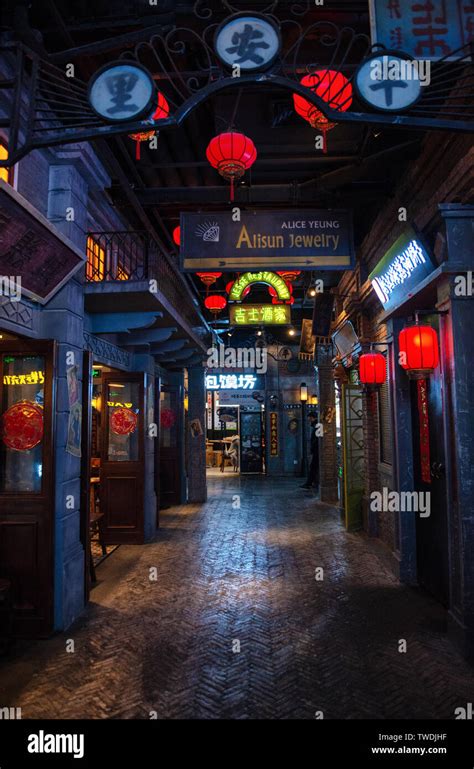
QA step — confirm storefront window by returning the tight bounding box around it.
[0,354,45,492]
[160,390,177,449]
[106,381,140,461]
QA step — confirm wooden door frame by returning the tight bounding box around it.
[100,371,146,544]
[80,350,92,602]
[0,339,57,637]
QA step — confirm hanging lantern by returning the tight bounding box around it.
[399,325,439,379]
[204,294,227,316]
[206,131,257,201]
[359,352,386,386]
[226,280,250,298]
[129,91,169,161]
[276,271,301,282]
[293,71,352,153]
[196,272,222,290]
[173,226,180,246]
[269,282,293,304]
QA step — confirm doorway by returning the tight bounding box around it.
[341,383,364,530]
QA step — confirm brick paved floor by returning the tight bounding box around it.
[1,474,473,719]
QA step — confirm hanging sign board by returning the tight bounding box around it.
[369,227,436,312]
[214,13,281,72]
[355,52,423,112]
[181,210,354,272]
[369,0,473,60]
[229,303,291,326]
[88,62,156,122]
[270,412,279,457]
[0,181,86,304]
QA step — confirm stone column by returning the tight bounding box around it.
[187,364,207,503]
[316,344,338,503]
[42,162,88,630]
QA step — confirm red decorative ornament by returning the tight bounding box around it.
[2,400,44,451]
[129,91,169,161]
[399,325,439,378]
[293,71,352,153]
[196,272,222,289]
[204,294,227,315]
[110,407,138,436]
[173,226,180,246]
[161,408,176,429]
[269,282,293,304]
[276,271,301,282]
[272,295,294,305]
[206,131,257,201]
[226,280,250,297]
[359,352,386,385]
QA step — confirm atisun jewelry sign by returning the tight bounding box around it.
[180,210,354,272]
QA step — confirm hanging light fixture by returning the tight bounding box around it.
[359,352,386,386]
[293,70,352,153]
[206,131,257,201]
[196,272,222,291]
[173,226,180,246]
[398,325,439,379]
[204,295,227,316]
[129,91,169,161]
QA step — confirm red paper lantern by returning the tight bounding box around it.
[129,91,169,160]
[2,400,44,451]
[226,281,250,297]
[173,226,180,246]
[196,272,222,290]
[204,294,227,315]
[359,352,386,385]
[276,271,301,282]
[399,325,439,378]
[293,70,352,153]
[206,131,257,201]
[110,407,138,435]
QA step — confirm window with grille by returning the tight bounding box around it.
[86,236,105,281]
[378,377,393,466]
[0,142,13,185]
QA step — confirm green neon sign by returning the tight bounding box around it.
[229,271,290,302]
[230,303,291,326]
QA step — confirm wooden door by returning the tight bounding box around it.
[239,410,264,473]
[342,383,364,531]
[413,318,449,605]
[0,340,56,637]
[100,372,146,544]
[159,384,182,508]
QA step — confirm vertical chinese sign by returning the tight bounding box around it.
[270,412,278,457]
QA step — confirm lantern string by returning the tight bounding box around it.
[135,140,140,161]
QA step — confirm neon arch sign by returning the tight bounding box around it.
[229,271,290,302]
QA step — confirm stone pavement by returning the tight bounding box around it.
[1,474,473,719]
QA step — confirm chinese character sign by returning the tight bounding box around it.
[369,227,436,310]
[206,374,262,390]
[370,0,473,59]
[215,15,281,71]
[270,412,279,457]
[230,304,291,326]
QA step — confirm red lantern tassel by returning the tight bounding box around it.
[321,128,328,154]
[230,176,234,202]
[135,140,140,161]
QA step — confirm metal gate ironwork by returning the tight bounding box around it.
[342,383,364,531]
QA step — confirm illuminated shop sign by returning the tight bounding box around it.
[230,273,289,302]
[107,401,133,409]
[230,303,291,325]
[181,210,354,272]
[206,374,263,391]
[3,370,45,385]
[369,227,436,311]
